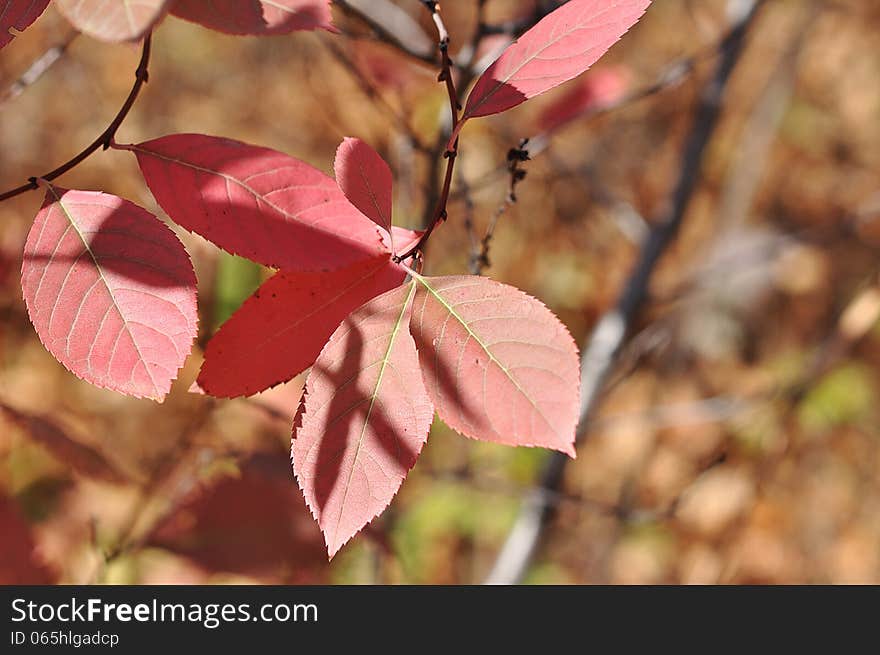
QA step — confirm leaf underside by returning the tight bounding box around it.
[148,453,327,580]
[292,282,434,558]
[55,0,170,42]
[410,275,580,456]
[132,134,388,273]
[334,137,394,238]
[463,0,651,120]
[21,187,198,400]
[171,0,334,35]
[0,0,50,49]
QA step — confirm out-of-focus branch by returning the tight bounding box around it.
[0,30,79,105]
[451,50,700,202]
[484,0,767,585]
[319,37,427,151]
[395,2,461,262]
[332,0,434,64]
[470,139,530,274]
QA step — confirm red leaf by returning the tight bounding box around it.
[387,226,423,257]
[147,453,327,581]
[334,137,393,238]
[410,275,579,456]
[536,66,630,132]
[21,186,198,401]
[0,0,50,50]
[55,0,170,42]
[352,42,422,93]
[292,282,434,558]
[198,257,407,398]
[0,403,126,484]
[0,492,55,584]
[130,134,387,272]
[171,0,334,35]
[461,0,650,122]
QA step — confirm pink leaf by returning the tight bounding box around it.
[536,66,630,132]
[199,257,407,398]
[410,275,579,456]
[462,0,650,122]
[387,226,423,257]
[334,137,393,238]
[21,186,198,401]
[55,0,170,42]
[0,0,50,50]
[171,0,334,35]
[292,282,434,558]
[129,134,388,272]
[147,453,328,581]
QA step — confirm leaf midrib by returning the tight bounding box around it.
[48,187,161,396]
[128,143,387,255]
[413,275,559,439]
[330,281,416,548]
[464,2,621,119]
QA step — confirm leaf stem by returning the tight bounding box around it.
[0,33,152,204]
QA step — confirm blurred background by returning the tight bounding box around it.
[1,0,879,584]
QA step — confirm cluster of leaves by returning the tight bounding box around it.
[5,0,651,556]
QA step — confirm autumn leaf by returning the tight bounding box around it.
[0,0,50,50]
[55,0,170,42]
[21,186,198,401]
[171,0,334,35]
[452,0,650,145]
[198,257,407,398]
[147,453,327,581]
[129,134,388,273]
[409,274,580,456]
[536,66,631,132]
[387,226,423,256]
[292,282,434,558]
[195,138,421,399]
[334,137,394,239]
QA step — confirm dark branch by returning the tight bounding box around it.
[0,33,152,204]
[395,2,461,262]
[484,0,767,585]
[332,0,435,65]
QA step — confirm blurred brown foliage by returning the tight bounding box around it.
[0,0,878,584]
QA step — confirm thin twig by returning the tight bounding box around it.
[319,36,427,151]
[395,2,461,262]
[332,0,435,65]
[484,0,766,585]
[471,139,530,274]
[88,398,214,583]
[450,36,728,203]
[0,33,152,204]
